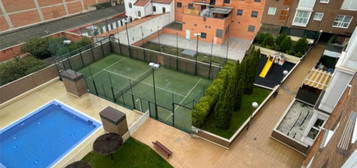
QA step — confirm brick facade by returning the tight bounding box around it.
[173,0,265,44]
[0,0,110,32]
[262,0,357,36]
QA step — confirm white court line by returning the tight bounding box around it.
[165,78,202,121]
[105,69,186,97]
[90,58,123,78]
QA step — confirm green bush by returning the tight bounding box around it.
[254,32,267,44]
[280,37,293,53]
[262,34,275,48]
[0,56,45,85]
[192,63,234,127]
[275,33,288,47]
[22,37,92,59]
[22,37,51,59]
[214,74,233,129]
[294,38,308,57]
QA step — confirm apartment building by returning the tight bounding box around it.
[301,27,357,168]
[174,0,265,44]
[0,0,111,32]
[124,0,174,20]
[262,0,357,38]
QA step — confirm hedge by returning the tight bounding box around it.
[192,62,234,127]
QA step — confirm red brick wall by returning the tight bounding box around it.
[41,5,67,20]
[0,16,9,31]
[9,10,41,27]
[2,0,36,13]
[38,0,62,7]
[67,1,83,14]
[0,0,109,32]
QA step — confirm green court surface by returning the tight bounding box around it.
[80,54,211,132]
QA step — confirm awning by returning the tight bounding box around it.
[303,68,332,90]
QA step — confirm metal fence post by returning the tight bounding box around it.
[100,40,105,58]
[92,80,98,95]
[79,49,85,68]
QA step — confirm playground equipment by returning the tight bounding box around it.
[259,52,285,78]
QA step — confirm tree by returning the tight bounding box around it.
[22,37,51,59]
[232,61,242,111]
[280,37,293,53]
[254,32,266,44]
[214,74,233,129]
[275,33,288,47]
[262,33,275,48]
[294,38,308,57]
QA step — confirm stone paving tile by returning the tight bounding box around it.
[133,44,325,168]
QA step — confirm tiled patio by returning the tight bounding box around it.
[0,79,142,167]
[133,44,325,168]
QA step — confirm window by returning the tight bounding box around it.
[307,118,325,140]
[224,0,230,4]
[254,0,261,2]
[237,9,243,16]
[201,32,207,38]
[292,10,311,27]
[216,29,223,38]
[248,25,255,32]
[153,6,156,12]
[313,12,324,21]
[188,3,194,9]
[138,11,141,17]
[251,11,258,18]
[267,7,277,15]
[177,2,182,8]
[162,7,166,13]
[320,0,329,3]
[129,2,132,8]
[333,15,353,28]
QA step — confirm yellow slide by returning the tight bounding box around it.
[259,57,274,78]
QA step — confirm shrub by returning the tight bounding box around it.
[214,74,233,129]
[22,37,51,59]
[192,63,234,127]
[280,37,293,53]
[294,38,308,56]
[254,32,267,44]
[0,56,45,85]
[262,34,275,48]
[275,33,288,47]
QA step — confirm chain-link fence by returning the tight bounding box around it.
[55,36,219,132]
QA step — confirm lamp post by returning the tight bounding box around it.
[194,33,200,75]
[149,62,160,118]
[247,102,259,129]
[124,19,131,57]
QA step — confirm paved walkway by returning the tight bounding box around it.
[133,44,325,168]
[150,34,252,61]
[0,5,125,49]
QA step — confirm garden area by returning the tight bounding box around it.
[254,32,310,57]
[192,48,271,138]
[83,138,173,168]
[0,36,91,86]
[142,42,230,65]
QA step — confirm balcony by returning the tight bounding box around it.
[183,3,232,19]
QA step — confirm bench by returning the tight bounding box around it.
[152,141,172,158]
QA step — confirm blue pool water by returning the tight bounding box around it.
[0,100,101,168]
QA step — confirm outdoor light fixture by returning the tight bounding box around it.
[252,102,259,109]
[194,33,201,37]
[63,40,72,45]
[149,62,160,69]
[283,70,289,76]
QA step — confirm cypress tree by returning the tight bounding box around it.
[214,72,236,130]
[233,61,242,111]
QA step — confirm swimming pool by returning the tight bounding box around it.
[0,100,101,168]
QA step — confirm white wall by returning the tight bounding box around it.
[319,27,357,113]
[113,13,173,44]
